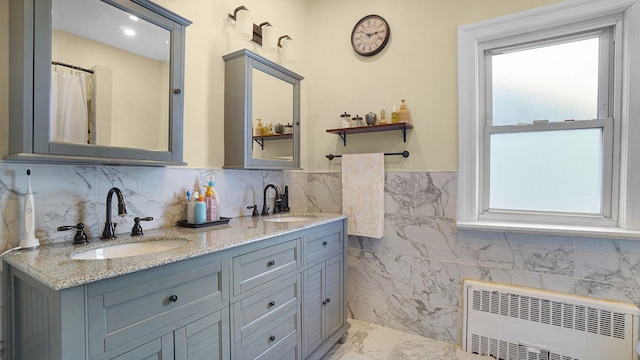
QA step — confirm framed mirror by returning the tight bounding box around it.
[8,0,191,165]
[224,49,303,170]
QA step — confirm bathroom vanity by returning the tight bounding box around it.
[3,214,348,360]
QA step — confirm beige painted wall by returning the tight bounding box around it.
[0,0,564,170]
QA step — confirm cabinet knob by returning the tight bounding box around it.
[268,335,276,342]
[322,300,327,305]
[268,301,275,307]
[322,241,328,247]
[173,88,181,94]
[267,260,275,267]
[168,295,178,303]
[326,298,331,303]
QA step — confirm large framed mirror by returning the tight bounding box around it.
[8,0,191,165]
[223,49,303,170]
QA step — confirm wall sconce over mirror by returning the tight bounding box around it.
[228,5,295,63]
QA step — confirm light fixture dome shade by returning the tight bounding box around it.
[236,9,253,41]
[281,38,294,64]
[262,25,277,53]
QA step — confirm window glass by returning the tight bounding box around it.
[489,128,603,213]
[491,38,600,125]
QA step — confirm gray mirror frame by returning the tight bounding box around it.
[7,0,191,166]
[223,49,303,170]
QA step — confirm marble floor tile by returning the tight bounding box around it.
[321,319,488,360]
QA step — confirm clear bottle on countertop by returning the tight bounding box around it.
[204,180,217,222]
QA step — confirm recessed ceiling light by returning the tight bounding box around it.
[129,15,139,21]
[124,28,136,36]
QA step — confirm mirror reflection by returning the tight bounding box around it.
[251,68,294,162]
[51,0,170,151]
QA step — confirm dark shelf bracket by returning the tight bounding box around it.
[326,151,410,160]
[338,132,347,146]
[400,125,408,142]
[253,138,264,150]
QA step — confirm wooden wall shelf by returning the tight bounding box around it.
[326,123,413,146]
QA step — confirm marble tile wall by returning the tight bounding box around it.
[298,171,640,347]
[0,163,287,248]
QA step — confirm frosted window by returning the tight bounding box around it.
[489,129,603,213]
[492,38,599,125]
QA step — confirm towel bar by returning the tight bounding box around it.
[325,151,409,160]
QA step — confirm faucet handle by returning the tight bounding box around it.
[131,217,153,236]
[247,205,259,217]
[57,223,88,245]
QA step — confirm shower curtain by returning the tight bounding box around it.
[51,67,91,144]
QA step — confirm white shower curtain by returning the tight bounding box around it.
[51,68,89,144]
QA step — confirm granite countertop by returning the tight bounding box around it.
[3,213,346,291]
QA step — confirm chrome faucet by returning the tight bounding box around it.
[101,187,127,239]
[262,184,281,216]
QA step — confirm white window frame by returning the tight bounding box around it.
[457,0,640,239]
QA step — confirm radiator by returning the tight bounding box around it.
[463,280,640,360]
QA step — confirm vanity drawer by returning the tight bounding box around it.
[87,256,227,357]
[233,239,300,296]
[304,224,343,265]
[235,305,299,360]
[234,274,300,339]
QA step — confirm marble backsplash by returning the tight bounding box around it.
[0,163,291,248]
[295,171,640,346]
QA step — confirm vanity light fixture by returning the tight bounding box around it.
[228,6,253,41]
[228,5,295,62]
[261,22,277,52]
[279,35,294,63]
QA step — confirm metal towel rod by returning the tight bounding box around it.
[325,151,409,160]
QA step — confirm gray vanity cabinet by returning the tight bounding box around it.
[5,219,349,360]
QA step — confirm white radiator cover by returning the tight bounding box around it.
[463,280,640,360]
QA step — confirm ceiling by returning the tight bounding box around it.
[52,0,170,62]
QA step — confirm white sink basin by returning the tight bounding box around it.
[71,239,189,260]
[262,215,316,223]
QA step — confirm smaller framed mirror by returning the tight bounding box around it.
[223,49,303,170]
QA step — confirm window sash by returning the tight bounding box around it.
[481,119,615,227]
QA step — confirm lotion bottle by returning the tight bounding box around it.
[195,194,206,224]
[187,191,198,224]
[391,105,399,123]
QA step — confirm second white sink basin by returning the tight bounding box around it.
[262,215,316,223]
[71,239,189,260]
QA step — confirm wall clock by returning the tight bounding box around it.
[351,14,391,57]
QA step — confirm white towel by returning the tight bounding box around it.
[341,153,384,238]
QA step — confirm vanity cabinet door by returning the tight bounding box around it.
[302,253,344,359]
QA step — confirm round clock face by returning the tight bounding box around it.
[351,15,390,57]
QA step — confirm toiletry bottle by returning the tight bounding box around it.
[398,99,410,123]
[204,180,217,222]
[391,105,399,123]
[379,109,387,125]
[212,180,221,220]
[255,119,263,136]
[187,190,196,224]
[195,194,206,224]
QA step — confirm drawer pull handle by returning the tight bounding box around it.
[267,260,275,267]
[168,295,178,303]
[322,241,328,247]
[269,335,276,342]
[268,301,276,307]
